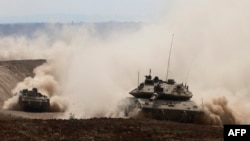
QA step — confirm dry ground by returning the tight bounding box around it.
[0,116,223,141]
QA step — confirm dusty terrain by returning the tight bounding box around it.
[0,117,223,141]
[0,60,223,141]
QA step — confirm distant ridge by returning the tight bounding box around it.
[0,22,141,37]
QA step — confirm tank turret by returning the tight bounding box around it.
[130,71,193,101]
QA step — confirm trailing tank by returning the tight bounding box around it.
[126,70,204,123]
[18,88,50,112]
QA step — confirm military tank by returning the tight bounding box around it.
[18,88,50,112]
[126,70,204,123]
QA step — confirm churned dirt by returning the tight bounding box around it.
[0,60,223,141]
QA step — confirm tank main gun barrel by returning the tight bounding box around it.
[150,92,159,101]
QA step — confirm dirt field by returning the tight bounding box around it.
[0,60,223,141]
[0,117,223,141]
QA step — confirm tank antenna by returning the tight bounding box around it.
[166,34,175,81]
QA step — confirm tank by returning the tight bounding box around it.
[126,70,204,123]
[18,88,50,112]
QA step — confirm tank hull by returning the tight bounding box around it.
[130,98,204,123]
[18,95,50,112]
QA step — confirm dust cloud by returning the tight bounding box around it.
[0,0,250,124]
[199,96,239,126]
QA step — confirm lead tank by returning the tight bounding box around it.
[18,88,50,112]
[127,70,204,123]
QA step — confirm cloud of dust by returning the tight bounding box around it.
[1,0,250,124]
[199,96,239,126]
[2,95,20,110]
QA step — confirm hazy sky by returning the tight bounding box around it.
[0,0,170,23]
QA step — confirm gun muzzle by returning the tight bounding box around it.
[150,93,159,101]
